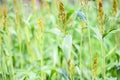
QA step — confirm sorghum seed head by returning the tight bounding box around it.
[112,0,118,16]
[58,0,66,24]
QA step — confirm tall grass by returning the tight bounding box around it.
[0,0,120,80]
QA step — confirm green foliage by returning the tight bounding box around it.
[0,0,120,80]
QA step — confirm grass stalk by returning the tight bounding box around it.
[100,39,106,80]
[88,27,93,80]
[80,28,83,79]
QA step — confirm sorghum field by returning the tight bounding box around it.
[0,0,120,80]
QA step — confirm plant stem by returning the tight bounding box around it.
[80,29,83,79]
[88,27,93,80]
[100,39,106,80]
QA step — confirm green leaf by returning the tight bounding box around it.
[103,28,120,38]
[91,27,102,41]
[62,34,72,61]
[0,29,5,34]
[66,9,75,20]
[117,66,120,80]
[105,45,117,58]
[56,69,70,80]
